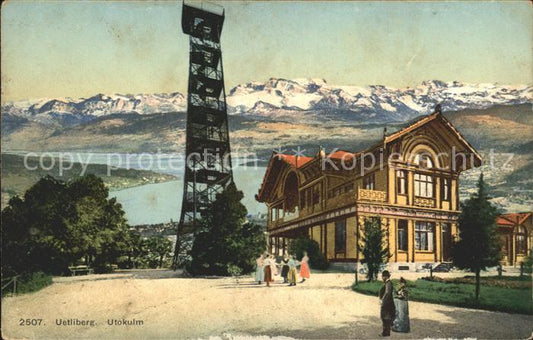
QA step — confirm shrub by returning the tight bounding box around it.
[9,272,53,295]
[93,263,115,274]
[288,238,329,270]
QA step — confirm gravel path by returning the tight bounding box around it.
[2,271,532,339]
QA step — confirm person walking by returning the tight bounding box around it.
[378,270,395,337]
[287,255,299,286]
[255,254,264,284]
[299,251,310,283]
[263,254,274,287]
[392,277,410,333]
[280,253,290,283]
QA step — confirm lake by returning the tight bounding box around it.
[4,151,267,225]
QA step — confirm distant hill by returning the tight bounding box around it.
[1,153,177,208]
[1,80,531,213]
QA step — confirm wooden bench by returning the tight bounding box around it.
[69,265,94,276]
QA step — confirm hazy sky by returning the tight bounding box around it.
[1,1,531,102]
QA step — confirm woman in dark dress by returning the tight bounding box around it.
[263,254,274,287]
[281,253,290,283]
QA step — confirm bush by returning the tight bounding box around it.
[92,263,115,274]
[3,272,54,295]
[288,238,329,270]
[116,256,133,269]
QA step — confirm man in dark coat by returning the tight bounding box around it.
[378,270,395,337]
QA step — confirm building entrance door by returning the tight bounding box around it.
[442,224,452,261]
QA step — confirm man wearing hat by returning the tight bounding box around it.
[378,270,395,337]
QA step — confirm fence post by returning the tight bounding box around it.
[13,276,17,295]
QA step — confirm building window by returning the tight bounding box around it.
[414,153,434,169]
[441,178,450,201]
[397,170,407,195]
[397,220,408,251]
[344,183,354,193]
[516,226,527,254]
[414,173,434,198]
[313,186,320,205]
[335,220,346,253]
[415,221,435,251]
[300,190,307,208]
[501,236,508,254]
[363,173,375,190]
[328,183,354,199]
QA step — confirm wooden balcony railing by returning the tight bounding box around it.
[414,197,435,208]
[284,209,299,222]
[326,191,357,210]
[358,188,386,202]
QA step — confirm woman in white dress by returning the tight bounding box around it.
[255,254,264,284]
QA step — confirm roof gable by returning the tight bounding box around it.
[497,212,532,227]
[256,153,314,202]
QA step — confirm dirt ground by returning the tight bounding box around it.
[2,270,532,339]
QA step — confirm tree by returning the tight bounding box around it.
[145,236,173,268]
[1,175,131,276]
[187,183,266,276]
[288,238,329,270]
[452,173,501,300]
[2,176,77,275]
[359,217,389,282]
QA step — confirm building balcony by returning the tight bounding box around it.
[326,191,357,210]
[414,197,435,208]
[357,188,386,202]
[284,208,299,222]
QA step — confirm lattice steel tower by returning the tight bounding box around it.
[173,2,233,267]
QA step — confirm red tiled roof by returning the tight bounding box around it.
[497,212,532,227]
[327,150,356,160]
[274,154,314,168]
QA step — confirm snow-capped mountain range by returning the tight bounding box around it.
[226,78,532,120]
[2,79,531,125]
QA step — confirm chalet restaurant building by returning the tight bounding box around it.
[256,110,482,270]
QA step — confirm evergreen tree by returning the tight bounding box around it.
[359,217,389,282]
[187,183,266,276]
[452,173,501,300]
